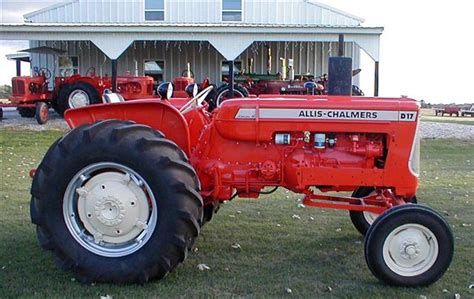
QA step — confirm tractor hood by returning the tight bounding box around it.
[214,96,419,142]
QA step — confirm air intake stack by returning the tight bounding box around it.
[327,34,353,96]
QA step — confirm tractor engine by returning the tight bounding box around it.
[192,96,420,201]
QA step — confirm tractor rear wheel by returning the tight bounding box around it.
[30,120,203,283]
[214,84,248,107]
[365,205,453,286]
[18,107,35,118]
[55,82,101,116]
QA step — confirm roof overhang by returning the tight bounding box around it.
[0,23,383,61]
[6,52,31,62]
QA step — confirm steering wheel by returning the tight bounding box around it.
[86,67,97,77]
[179,85,214,114]
[38,67,52,80]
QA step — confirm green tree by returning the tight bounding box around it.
[0,85,12,98]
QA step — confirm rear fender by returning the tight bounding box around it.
[64,100,191,155]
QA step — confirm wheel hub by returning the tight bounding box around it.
[95,196,125,226]
[400,240,420,259]
[76,172,150,244]
[68,90,90,108]
[383,224,439,276]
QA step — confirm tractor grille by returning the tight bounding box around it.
[12,79,25,96]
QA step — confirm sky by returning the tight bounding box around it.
[1,0,473,104]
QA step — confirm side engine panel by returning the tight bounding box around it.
[192,96,420,202]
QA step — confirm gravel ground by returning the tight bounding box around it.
[419,121,474,140]
[0,108,68,131]
[1,107,474,140]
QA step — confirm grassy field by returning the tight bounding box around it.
[0,129,473,298]
[421,108,474,126]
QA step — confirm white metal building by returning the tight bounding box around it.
[0,0,383,93]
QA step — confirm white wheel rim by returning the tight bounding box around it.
[382,223,439,277]
[363,211,378,225]
[63,162,157,257]
[216,89,244,107]
[68,90,90,108]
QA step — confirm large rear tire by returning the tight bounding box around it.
[214,84,248,107]
[55,82,102,116]
[30,120,203,283]
[365,205,453,286]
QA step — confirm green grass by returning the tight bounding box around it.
[421,109,474,126]
[1,129,473,298]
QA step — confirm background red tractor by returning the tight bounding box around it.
[2,66,155,124]
[213,59,364,107]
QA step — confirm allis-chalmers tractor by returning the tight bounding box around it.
[30,82,454,286]
[2,67,154,124]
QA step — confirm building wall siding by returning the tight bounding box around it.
[31,40,361,88]
[26,0,361,26]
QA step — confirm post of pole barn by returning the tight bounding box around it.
[16,60,21,76]
[338,34,345,57]
[228,60,235,97]
[111,59,118,92]
[374,61,380,96]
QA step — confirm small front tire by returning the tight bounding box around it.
[349,187,377,235]
[350,188,417,236]
[35,102,49,124]
[364,205,453,286]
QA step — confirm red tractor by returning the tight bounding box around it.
[1,67,155,124]
[30,86,453,286]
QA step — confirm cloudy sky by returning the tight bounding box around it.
[1,0,473,104]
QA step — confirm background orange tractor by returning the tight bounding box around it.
[2,66,154,124]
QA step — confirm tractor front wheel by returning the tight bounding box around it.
[202,201,221,224]
[349,187,377,235]
[35,102,48,124]
[364,205,453,286]
[349,188,417,236]
[55,82,101,116]
[30,120,203,283]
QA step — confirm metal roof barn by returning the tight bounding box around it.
[1,0,383,94]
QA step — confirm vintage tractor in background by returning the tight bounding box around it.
[30,57,453,286]
[213,58,364,107]
[1,66,155,124]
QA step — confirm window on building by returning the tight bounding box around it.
[145,0,164,21]
[222,0,242,21]
[221,60,242,81]
[58,56,79,77]
[144,60,165,82]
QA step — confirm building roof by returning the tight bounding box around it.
[22,0,364,26]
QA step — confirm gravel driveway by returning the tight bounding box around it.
[2,107,474,140]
